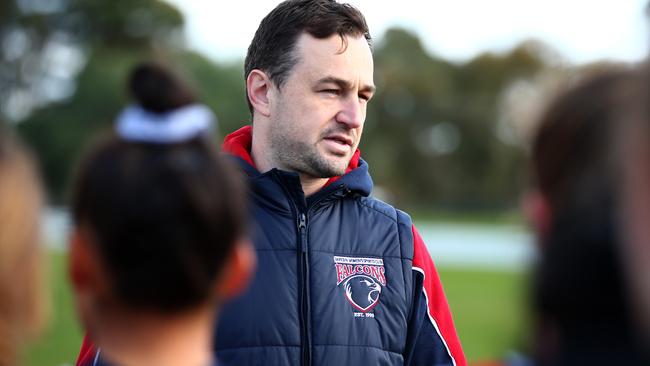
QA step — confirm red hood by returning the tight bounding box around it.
[222,125,360,186]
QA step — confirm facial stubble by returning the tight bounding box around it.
[269,127,352,178]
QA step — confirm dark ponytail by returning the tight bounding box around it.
[128,62,196,113]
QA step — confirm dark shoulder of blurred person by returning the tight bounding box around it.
[0,128,45,365]
[618,61,650,357]
[528,68,649,366]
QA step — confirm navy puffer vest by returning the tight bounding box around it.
[216,157,416,366]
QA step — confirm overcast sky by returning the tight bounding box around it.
[165,0,649,65]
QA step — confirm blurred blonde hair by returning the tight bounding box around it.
[0,131,46,365]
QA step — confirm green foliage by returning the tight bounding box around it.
[17,49,151,202]
[3,0,195,201]
[71,0,184,47]
[9,0,248,203]
[17,48,250,203]
[0,0,184,48]
[0,0,185,123]
[365,28,549,210]
[174,52,249,137]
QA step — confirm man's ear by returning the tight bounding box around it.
[523,189,552,244]
[215,238,256,300]
[246,69,273,118]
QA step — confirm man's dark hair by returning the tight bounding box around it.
[244,0,371,114]
[71,63,247,313]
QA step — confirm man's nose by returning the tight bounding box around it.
[336,96,364,129]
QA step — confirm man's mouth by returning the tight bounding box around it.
[324,135,353,146]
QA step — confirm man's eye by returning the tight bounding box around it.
[359,94,372,102]
[321,89,340,95]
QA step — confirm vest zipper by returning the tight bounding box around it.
[297,187,349,366]
[297,212,312,366]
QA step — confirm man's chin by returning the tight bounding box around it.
[325,150,353,163]
[322,159,350,177]
[299,149,352,177]
[306,159,349,178]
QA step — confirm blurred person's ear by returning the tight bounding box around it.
[523,190,552,244]
[69,227,108,331]
[68,228,107,297]
[215,238,256,300]
[246,70,273,118]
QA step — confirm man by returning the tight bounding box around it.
[76,1,465,365]
[218,1,465,365]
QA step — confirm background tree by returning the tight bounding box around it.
[365,28,550,211]
[5,0,248,202]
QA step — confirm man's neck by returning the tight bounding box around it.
[255,152,328,197]
[91,307,215,366]
[298,174,329,197]
[251,133,328,197]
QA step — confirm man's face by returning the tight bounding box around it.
[267,33,375,178]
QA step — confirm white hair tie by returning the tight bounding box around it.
[116,104,216,143]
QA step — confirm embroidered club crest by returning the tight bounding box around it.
[334,256,386,313]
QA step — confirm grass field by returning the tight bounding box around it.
[22,252,530,365]
[23,252,83,366]
[439,267,531,362]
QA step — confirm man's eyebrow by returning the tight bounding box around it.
[316,76,376,93]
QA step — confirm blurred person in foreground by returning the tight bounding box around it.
[72,63,254,366]
[522,68,649,365]
[76,1,465,365]
[0,130,45,366]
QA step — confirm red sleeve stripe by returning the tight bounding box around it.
[412,266,457,366]
[75,335,97,366]
[412,225,466,366]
